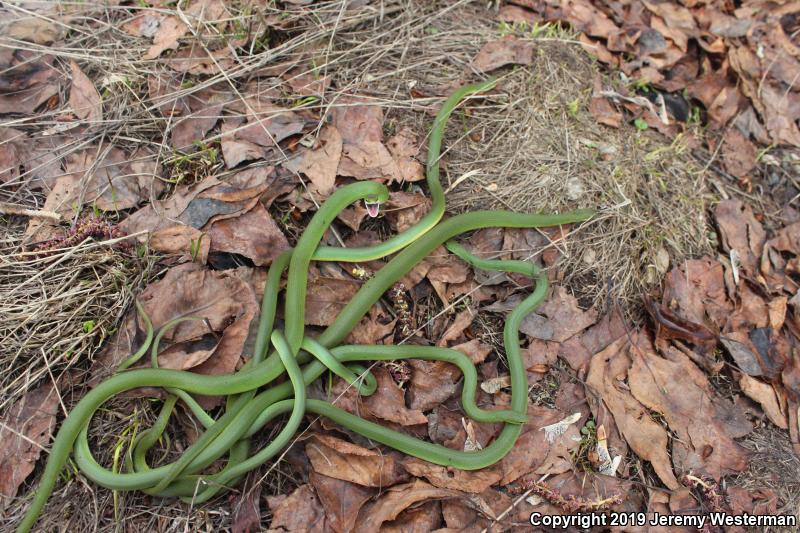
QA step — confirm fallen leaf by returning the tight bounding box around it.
[406,359,460,411]
[586,336,681,490]
[471,35,535,73]
[380,500,442,533]
[309,471,375,533]
[738,374,788,429]
[207,202,290,266]
[721,128,756,179]
[304,272,361,326]
[386,127,424,182]
[362,367,427,426]
[519,286,597,342]
[331,97,402,182]
[306,434,408,488]
[266,484,327,532]
[93,263,256,382]
[628,332,750,480]
[284,125,342,197]
[68,61,102,124]
[231,473,262,533]
[221,101,305,168]
[149,225,209,264]
[0,49,61,114]
[590,77,622,128]
[354,479,460,533]
[2,14,63,45]
[0,381,60,510]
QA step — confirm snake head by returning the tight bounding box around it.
[364,198,381,218]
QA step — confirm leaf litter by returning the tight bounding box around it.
[2,1,800,531]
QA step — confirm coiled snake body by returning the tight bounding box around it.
[17,79,593,532]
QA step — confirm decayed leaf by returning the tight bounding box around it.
[471,35,535,73]
[715,200,766,278]
[407,359,461,411]
[68,61,102,124]
[628,333,750,480]
[310,471,375,533]
[362,367,427,426]
[0,49,61,114]
[0,381,60,510]
[331,97,402,182]
[266,484,327,532]
[586,336,680,490]
[123,12,187,60]
[48,146,162,214]
[231,473,262,533]
[519,286,597,342]
[589,75,622,128]
[304,272,361,326]
[283,125,343,197]
[207,202,290,266]
[380,500,442,533]
[2,14,64,45]
[739,374,788,429]
[221,101,305,168]
[354,479,460,533]
[306,434,409,488]
[149,225,210,264]
[386,127,424,182]
[721,128,756,179]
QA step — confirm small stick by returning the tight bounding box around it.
[0,201,61,221]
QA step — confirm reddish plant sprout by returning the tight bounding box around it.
[33,214,125,256]
[509,478,624,513]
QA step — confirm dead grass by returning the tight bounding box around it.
[1,0,791,530]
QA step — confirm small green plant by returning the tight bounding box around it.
[82,320,96,333]
[567,97,580,118]
[189,234,205,261]
[571,418,598,470]
[633,117,649,131]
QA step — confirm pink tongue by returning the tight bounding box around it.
[366,202,380,218]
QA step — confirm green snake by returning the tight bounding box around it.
[17,79,593,532]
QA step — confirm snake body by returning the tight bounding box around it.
[17,79,593,532]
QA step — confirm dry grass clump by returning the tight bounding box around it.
[0,220,152,413]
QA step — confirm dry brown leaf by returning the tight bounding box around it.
[221,100,305,168]
[721,128,756,179]
[304,273,360,326]
[231,474,262,533]
[471,35,535,73]
[386,127,424,182]
[124,12,187,60]
[381,500,442,533]
[68,61,102,124]
[519,286,597,342]
[266,484,327,532]
[362,367,427,426]
[407,359,461,411]
[206,202,289,266]
[0,381,59,510]
[2,15,63,45]
[309,471,375,533]
[0,50,61,114]
[739,374,788,429]
[149,225,209,264]
[306,434,408,488]
[715,200,767,277]
[628,333,750,480]
[331,97,402,182]
[284,125,342,197]
[661,257,732,331]
[354,479,460,533]
[586,336,680,490]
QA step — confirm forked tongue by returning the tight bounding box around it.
[365,201,381,218]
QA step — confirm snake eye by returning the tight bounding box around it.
[365,200,381,218]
